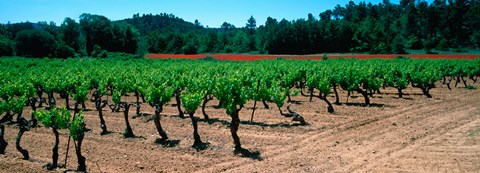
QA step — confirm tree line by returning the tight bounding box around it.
[0,0,479,58]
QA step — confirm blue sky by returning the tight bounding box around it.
[0,0,431,27]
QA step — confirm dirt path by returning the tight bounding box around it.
[0,82,479,172]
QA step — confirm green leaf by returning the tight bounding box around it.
[69,111,85,141]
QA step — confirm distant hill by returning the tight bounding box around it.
[121,13,204,35]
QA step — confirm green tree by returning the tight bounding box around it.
[79,13,113,56]
[448,0,469,46]
[183,32,198,54]
[246,16,256,34]
[245,16,257,51]
[221,22,236,30]
[111,22,139,54]
[55,41,75,58]
[15,29,56,57]
[147,30,167,53]
[0,35,14,56]
[165,32,184,54]
[391,34,407,54]
[59,17,83,53]
[232,30,249,53]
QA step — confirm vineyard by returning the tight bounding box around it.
[146,53,480,60]
[1,57,480,172]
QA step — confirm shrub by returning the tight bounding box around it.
[466,84,477,90]
[423,38,437,54]
[200,56,217,61]
[392,35,407,54]
[395,56,411,60]
[182,42,198,55]
[98,50,108,58]
[55,42,75,59]
[407,36,423,50]
[91,44,108,58]
[437,38,449,51]
[0,36,15,56]
[322,54,328,60]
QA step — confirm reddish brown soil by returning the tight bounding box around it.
[146,53,480,60]
[1,81,480,172]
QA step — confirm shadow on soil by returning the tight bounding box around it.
[155,138,180,147]
[43,163,65,171]
[393,97,414,100]
[124,135,147,140]
[382,92,424,96]
[287,100,303,104]
[234,148,262,160]
[198,118,301,128]
[342,102,387,108]
[100,131,112,136]
[132,113,153,119]
[140,113,306,128]
[193,142,210,151]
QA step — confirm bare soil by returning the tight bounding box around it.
[1,81,479,173]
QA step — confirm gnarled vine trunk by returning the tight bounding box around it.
[51,126,60,168]
[29,98,38,127]
[309,88,314,102]
[74,129,86,172]
[175,91,185,118]
[454,74,467,87]
[154,104,168,140]
[262,100,270,109]
[446,76,453,90]
[0,124,7,154]
[332,83,340,104]
[123,103,134,138]
[397,87,404,98]
[230,108,242,150]
[355,88,370,105]
[97,105,107,135]
[201,95,209,120]
[81,100,86,111]
[95,90,108,135]
[61,92,71,110]
[285,105,307,125]
[16,117,29,160]
[420,86,432,98]
[460,76,467,87]
[300,82,308,97]
[319,93,334,113]
[47,92,56,110]
[36,87,44,108]
[188,113,202,147]
[135,90,141,116]
[0,111,13,124]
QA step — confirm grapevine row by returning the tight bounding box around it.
[0,57,479,169]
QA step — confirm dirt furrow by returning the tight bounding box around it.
[205,88,478,172]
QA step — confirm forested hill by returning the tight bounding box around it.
[122,13,203,35]
[1,0,479,58]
